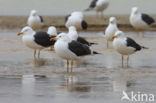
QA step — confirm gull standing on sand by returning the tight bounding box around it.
[130,7,155,37]
[27,10,44,30]
[65,11,88,30]
[85,0,109,17]
[67,26,97,46]
[17,26,56,63]
[104,17,119,48]
[112,31,148,68]
[50,33,99,73]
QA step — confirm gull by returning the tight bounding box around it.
[112,31,148,68]
[47,26,61,50]
[85,0,109,17]
[65,11,88,30]
[27,10,44,30]
[17,26,56,63]
[50,33,99,72]
[130,7,155,37]
[104,17,119,48]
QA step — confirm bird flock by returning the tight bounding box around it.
[17,0,154,72]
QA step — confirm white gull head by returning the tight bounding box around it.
[30,10,37,16]
[114,31,125,38]
[20,26,35,35]
[56,33,71,42]
[109,17,117,24]
[47,26,57,36]
[68,26,78,40]
[131,7,139,15]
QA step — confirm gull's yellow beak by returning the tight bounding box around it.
[17,32,23,36]
[50,37,57,41]
[112,36,117,40]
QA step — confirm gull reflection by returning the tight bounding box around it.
[112,70,132,92]
[21,75,36,96]
[63,75,91,92]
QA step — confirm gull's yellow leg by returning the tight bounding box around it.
[127,55,129,68]
[38,50,40,61]
[67,60,69,73]
[34,50,37,64]
[122,55,124,68]
[71,60,74,73]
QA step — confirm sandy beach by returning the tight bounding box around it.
[0,15,156,31]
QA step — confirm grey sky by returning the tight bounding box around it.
[0,0,155,15]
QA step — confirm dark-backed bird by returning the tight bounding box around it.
[65,11,88,30]
[17,26,56,63]
[50,33,99,73]
[130,7,155,37]
[67,26,97,46]
[27,10,44,30]
[85,0,109,17]
[112,31,148,68]
[104,17,119,48]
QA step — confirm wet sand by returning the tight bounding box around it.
[0,30,156,103]
[0,15,156,31]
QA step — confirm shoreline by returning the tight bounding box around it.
[0,15,156,31]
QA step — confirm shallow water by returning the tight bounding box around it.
[0,30,156,103]
[0,0,156,16]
